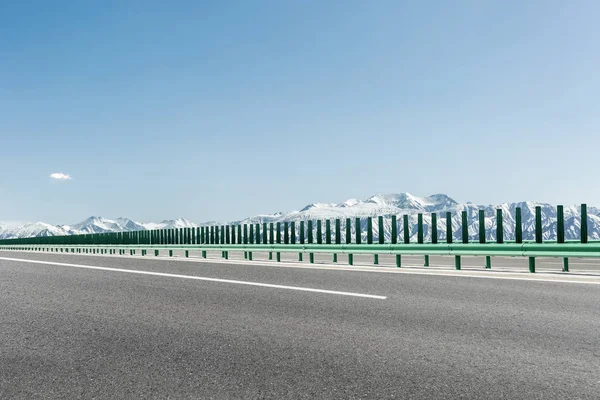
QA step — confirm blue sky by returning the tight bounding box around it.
[1,0,599,224]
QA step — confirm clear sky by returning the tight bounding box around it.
[1,0,599,224]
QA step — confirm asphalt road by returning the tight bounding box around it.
[1,251,599,399]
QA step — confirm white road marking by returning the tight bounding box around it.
[0,256,387,300]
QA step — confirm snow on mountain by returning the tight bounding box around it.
[0,222,68,239]
[142,218,198,230]
[1,193,598,241]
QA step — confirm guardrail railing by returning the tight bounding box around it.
[0,204,597,273]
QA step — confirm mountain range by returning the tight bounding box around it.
[1,193,598,242]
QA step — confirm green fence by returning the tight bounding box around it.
[0,204,597,273]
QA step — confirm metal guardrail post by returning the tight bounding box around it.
[367,217,373,245]
[461,211,468,244]
[446,212,453,244]
[557,205,565,244]
[345,218,351,244]
[325,220,331,245]
[291,222,296,244]
[356,218,362,245]
[317,220,322,245]
[515,207,522,244]
[431,213,437,244]
[496,209,503,244]
[403,215,409,244]
[535,206,542,243]
[391,215,397,244]
[479,210,486,244]
[418,213,424,244]
[581,204,588,244]
[529,257,536,273]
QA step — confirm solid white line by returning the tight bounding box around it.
[0,256,386,300]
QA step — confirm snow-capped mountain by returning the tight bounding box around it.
[1,193,598,241]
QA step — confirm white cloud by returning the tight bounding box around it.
[49,173,72,180]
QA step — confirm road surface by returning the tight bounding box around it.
[0,251,598,399]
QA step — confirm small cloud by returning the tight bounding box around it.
[50,173,72,180]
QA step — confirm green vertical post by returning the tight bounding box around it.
[335,219,341,244]
[496,209,503,244]
[316,220,322,244]
[210,226,214,244]
[417,213,424,244]
[535,206,542,243]
[395,254,401,268]
[479,210,486,244]
[455,255,461,270]
[309,253,314,263]
[403,215,410,244]
[563,258,569,272]
[307,220,314,263]
[355,218,361,244]
[290,222,296,244]
[284,222,289,244]
[333,253,337,263]
[367,217,373,244]
[262,223,268,244]
[515,207,523,244]
[378,216,384,244]
[243,224,248,244]
[557,205,565,244]
[200,227,205,244]
[348,253,354,266]
[446,212,453,244]
[276,252,281,262]
[226,226,230,244]
[581,203,588,244]
[431,213,438,244]
[215,226,219,245]
[529,257,536,273]
[299,221,305,244]
[221,225,225,244]
[345,218,351,244]
[325,220,331,245]
[249,224,254,244]
[275,222,281,244]
[461,211,468,244]
[485,256,491,269]
[269,223,274,244]
[374,254,379,265]
[391,215,397,244]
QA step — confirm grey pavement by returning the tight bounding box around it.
[0,250,599,399]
